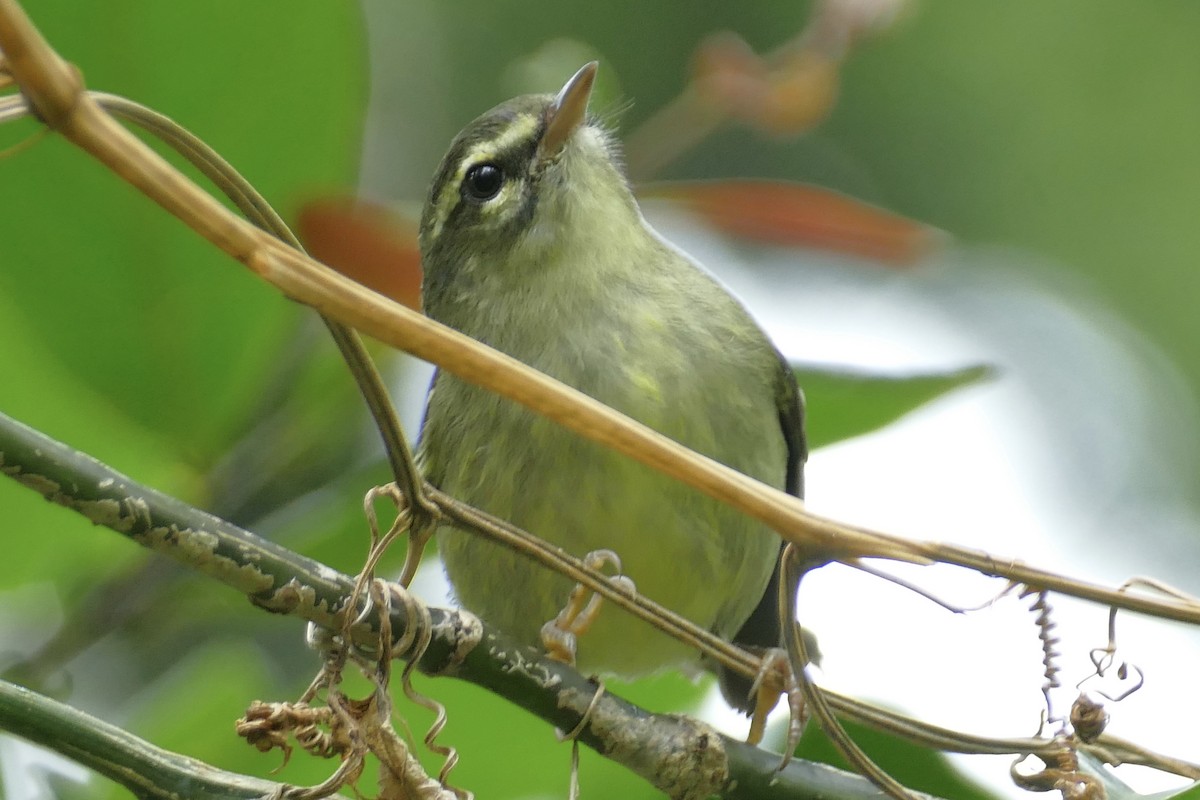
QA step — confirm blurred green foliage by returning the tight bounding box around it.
[799,364,993,450]
[0,0,371,795]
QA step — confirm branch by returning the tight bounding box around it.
[0,409,919,800]
[7,408,1195,797]
[0,679,284,799]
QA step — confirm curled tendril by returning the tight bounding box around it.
[1074,576,1176,705]
[1021,588,1064,731]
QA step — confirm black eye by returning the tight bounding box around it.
[462,163,504,202]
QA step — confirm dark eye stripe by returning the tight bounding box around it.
[419,99,550,249]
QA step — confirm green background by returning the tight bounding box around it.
[2,2,1198,798]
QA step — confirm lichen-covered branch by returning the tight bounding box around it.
[0,409,910,800]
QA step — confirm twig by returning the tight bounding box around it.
[784,550,920,800]
[624,0,903,179]
[0,408,926,800]
[0,679,287,799]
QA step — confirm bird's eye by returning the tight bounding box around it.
[462,163,504,202]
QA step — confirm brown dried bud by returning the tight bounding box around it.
[1070,693,1110,744]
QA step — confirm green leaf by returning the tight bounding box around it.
[0,3,366,669]
[1160,781,1200,800]
[0,1,365,468]
[795,363,994,450]
[0,289,197,595]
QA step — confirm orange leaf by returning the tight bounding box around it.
[295,198,423,310]
[641,180,938,265]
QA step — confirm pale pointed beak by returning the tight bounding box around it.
[539,61,598,159]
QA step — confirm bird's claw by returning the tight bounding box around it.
[540,549,634,667]
[746,647,807,757]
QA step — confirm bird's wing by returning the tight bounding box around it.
[718,354,806,713]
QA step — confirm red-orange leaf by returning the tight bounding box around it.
[296,198,423,310]
[640,180,939,266]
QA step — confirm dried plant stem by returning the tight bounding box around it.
[1,0,1199,634]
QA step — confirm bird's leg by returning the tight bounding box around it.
[746,647,807,750]
[541,549,635,666]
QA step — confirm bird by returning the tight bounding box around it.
[416,62,805,715]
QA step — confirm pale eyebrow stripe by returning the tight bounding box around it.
[426,114,541,242]
[460,114,540,168]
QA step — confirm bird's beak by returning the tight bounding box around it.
[540,61,598,159]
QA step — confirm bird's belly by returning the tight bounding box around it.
[431,378,782,678]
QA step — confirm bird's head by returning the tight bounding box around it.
[419,62,639,310]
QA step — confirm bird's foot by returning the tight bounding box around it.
[746,647,807,752]
[540,549,635,666]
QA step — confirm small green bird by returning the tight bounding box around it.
[417,62,805,713]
